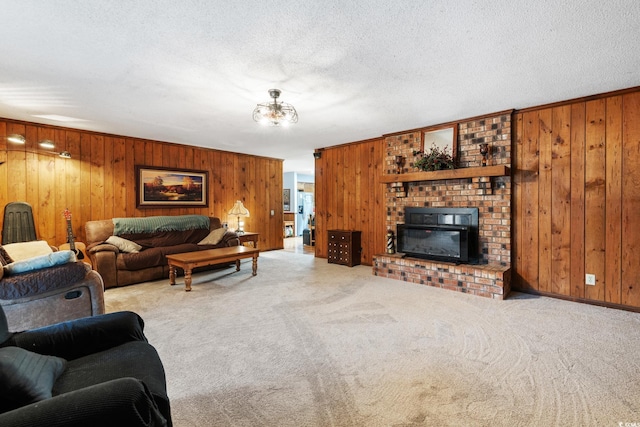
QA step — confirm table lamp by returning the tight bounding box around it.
[228,200,250,234]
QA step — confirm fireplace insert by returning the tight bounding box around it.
[397,207,479,263]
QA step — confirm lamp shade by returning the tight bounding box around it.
[228,200,250,217]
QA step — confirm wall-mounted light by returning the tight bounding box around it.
[39,140,55,149]
[313,151,322,159]
[7,134,25,144]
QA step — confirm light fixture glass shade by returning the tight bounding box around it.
[39,140,55,149]
[7,134,25,144]
[253,89,298,126]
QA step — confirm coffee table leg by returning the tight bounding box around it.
[169,264,176,286]
[235,259,240,271]
[184,268,192,292]
[252,254,258,276]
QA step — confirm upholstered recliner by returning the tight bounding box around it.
[0,240,104,331]
[0,305,171,427]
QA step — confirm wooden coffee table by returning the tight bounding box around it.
[166,246,259,291]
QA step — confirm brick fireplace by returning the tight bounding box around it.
[373,111,512,299]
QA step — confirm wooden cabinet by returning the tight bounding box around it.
[327,230,361,267]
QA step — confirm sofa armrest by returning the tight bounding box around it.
[87,242,119,253]
[0,377,168,427]
[222,231,240,247]
[87,244,118,289]
[7,311,147,360]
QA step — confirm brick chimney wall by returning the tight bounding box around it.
[374,112,512,299]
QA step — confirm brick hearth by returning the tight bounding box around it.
[373,112,512,299]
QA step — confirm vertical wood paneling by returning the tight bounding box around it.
[0,123,7,206]
[90,135,105,223]
[65,131,82,230]
[314,138,384,265]
[550,106,571,296]
[315,153,325,256]
[103,137,115,220]
[538,110,552,293]
[53,129,68,243]
[605,96,623,304]
[79,134,92,227]
[512,114,522,287]
[621,92,640,306]
[113,137,127,216]
[514,88,640,309]
[37,127,55,242]
[569,103,586,299]
[25,126,39,227]
[0,118,283,251]
[520,111,540,291]
[584,100,606,301]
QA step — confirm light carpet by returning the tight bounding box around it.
[104,250,640,427]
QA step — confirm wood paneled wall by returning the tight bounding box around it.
[0,119,284,251]
[314,139,386,265]
[513,89,640,308]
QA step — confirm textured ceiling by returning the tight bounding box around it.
[1,1,639,174]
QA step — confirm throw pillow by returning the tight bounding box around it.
[198,228,227,245]
[2,241,53,262]
[0,347,66,411]
[105,235,142,253]
[3,250,77,276]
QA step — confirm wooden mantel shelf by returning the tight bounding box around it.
[379,165,510,184]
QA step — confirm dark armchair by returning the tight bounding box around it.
[0,305,171,427]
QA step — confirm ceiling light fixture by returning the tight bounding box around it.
[7,134,26,144]
[252,89,298,127]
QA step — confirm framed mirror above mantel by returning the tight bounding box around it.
[421,124,458,160]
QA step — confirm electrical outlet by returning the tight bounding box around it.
[585,274,596,286]
[270,209,274,216]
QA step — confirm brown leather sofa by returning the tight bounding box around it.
[85,215,239,289]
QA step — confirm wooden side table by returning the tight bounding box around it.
[238,232,259,248]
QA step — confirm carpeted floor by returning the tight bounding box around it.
[104,250,640,427]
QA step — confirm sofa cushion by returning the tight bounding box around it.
[0,346,66,412]
[105,236,142,253]
[119,244,202,271]
[3,251,76,276]
[198,228,227,246]
[2,241,53,262]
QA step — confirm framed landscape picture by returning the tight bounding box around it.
[136,165,208,208]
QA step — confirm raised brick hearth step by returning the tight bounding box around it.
[373,254,511,300]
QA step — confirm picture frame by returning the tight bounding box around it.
[422,125,457,159]
[135,165,208,208]
[283,189,291,211]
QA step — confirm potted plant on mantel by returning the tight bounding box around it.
[414,143,455,171]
